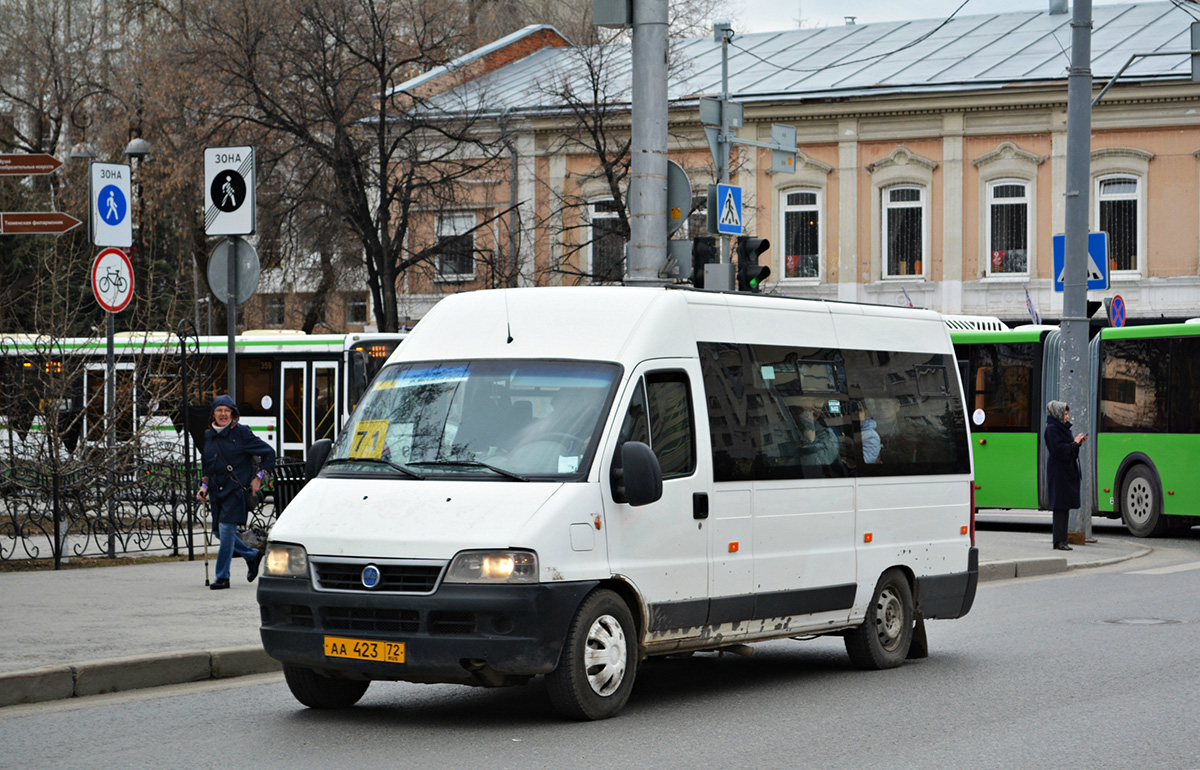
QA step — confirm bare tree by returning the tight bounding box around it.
[180,0,517,332]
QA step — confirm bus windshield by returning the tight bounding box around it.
[328,359,621,479]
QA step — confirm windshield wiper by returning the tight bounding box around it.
[407,459,531,482]
[325,457,425,479]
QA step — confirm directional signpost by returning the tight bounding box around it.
[0,153,63,175]
[0,211,81,235]
[204,146,258,396]
[0,154,79,237]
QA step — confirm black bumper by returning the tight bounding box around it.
[258,577,598,686]
[915,547,979,620]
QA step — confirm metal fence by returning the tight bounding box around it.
[0,457,304,567]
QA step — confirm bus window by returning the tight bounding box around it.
[962,342,1037,431]
[1169,337,1200,433]
[1100,338,1168,432]
[237,357,274,417]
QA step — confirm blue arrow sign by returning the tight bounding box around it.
[1053,232,1108,292]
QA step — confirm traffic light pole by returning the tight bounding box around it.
[1061,0,1093,543]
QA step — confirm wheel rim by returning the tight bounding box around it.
[1125,477,1154,526]
[874,586,905,652]
[582,613,628,697]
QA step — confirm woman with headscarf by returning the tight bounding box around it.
[1044,400,1087,551]
[197,394,276,589]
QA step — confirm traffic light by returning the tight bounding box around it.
[736,237,771,292]
[691,236,717,289]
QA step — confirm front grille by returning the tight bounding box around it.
[290,605,315,628]
[429,611,477,634]
[312,560,444,593]
[321,607,419,633]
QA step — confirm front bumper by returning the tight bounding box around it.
[257,576,597,686]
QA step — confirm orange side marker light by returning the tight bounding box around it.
[863,533,873,544]
[728,542,739,553]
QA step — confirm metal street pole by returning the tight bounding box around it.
[719,22,732,269]
[226,235,238,398]
[626,0,669,284]
[1062,0,1093,543]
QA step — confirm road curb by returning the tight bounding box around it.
[0,645,279,709]
[979,544,1151,583]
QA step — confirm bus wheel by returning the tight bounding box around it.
[546,589,638,720]
[845,569,913,670]
[283,665,370,709]
[1121,465,1167,538]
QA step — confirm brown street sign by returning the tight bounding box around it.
[0,211,83,235]
[0,154,63,175]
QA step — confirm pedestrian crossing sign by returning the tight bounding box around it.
[1052,232,1108,291]
[716,183,742,235]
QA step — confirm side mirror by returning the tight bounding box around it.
[618,441,662,507]
[306,438,333,481]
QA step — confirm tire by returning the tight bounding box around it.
[283,664,370,709]
[1121,465,1167,538]
[545,589,638,720]
[845,569,914,670]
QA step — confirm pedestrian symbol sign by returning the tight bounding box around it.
[204,146,256,236]
[89,162,132,248]
[716,183,742,236]
[1052,232,1108,291]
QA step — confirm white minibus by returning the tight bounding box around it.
[258,287,978,719]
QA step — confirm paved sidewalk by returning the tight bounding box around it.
[0,530,1150,708]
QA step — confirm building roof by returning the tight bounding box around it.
[413,2,1198,116]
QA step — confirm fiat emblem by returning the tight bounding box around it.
[361,564,381,589]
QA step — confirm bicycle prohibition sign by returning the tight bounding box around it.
[91,247,134,313]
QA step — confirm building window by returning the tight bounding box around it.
[882,185,926,278]
[780,188,821,279]
[436,213,476,281]
[345,293,368,326]
[264,295,285,327]
[588,199,625,283]
[986,180,1029,275]
[1096,175,1140,272]
[683,194,707,238]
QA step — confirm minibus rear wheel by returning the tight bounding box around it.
[283,664,370,709]
[545,589,638,720]
[844,569,913,670]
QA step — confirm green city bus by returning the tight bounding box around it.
[952,320,1200,536]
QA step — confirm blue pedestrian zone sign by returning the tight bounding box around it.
[90,162,132,248]
[716,184,742,236]
[1053,232,1108,292]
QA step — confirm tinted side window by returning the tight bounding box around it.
[616,372,695,479]
[1100,338,1168,432]
[1170,337,1200,434]
[700,343,852,481]
[843,350,970,477]
[958,342,1038,432]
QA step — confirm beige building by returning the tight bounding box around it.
[380,1,1200,326]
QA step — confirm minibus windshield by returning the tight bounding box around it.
[327,359,621,479]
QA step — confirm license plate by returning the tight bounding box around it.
[323,635,405,664]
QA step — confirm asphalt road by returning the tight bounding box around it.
[4,537,1199,770]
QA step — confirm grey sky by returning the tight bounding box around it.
[733,0,1134,34]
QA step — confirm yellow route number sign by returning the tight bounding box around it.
[349,419,388,459]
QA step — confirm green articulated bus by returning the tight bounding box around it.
[952,320,1200,537]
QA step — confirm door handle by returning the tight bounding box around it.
[693,492,709,520]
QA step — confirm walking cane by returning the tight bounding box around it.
[203,494,212,586]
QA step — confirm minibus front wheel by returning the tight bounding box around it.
[844,569,914,670]
[545,589,638,720]
[283,664,370,709]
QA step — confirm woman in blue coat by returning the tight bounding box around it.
[197,395,276,589]
[1044,400,1087,551]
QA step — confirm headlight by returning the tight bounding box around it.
[264,543,309,578]
[445,550,538,584]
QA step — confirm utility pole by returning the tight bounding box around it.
[1062,0,1093,544]
[625,0,669,285]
